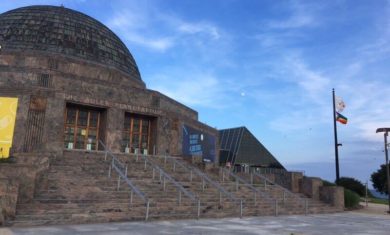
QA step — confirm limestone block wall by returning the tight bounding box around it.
[300,177,323,200]
[260,171,303,193]
[0,50,218,158]
[0,178,19,225]
[320,186,344,209]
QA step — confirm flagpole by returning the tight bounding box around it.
[332,88,340,183]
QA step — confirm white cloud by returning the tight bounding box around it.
[178,22,220,40]
[265,1,320,30]
[106,3,222,52]
[148,70,238,109]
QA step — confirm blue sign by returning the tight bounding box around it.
[182,125,216,162]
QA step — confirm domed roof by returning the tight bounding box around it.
[0,5,142,81]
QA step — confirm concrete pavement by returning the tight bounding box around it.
[1,212,390,235]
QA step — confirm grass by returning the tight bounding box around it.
[368,197,388,205]
[360,196,388,205]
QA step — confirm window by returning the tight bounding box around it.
[64,105,101,150]
[122,113,153,154]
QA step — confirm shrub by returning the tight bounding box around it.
[322,180,336,186]
[344,188,360,208]
[336,177,370,197]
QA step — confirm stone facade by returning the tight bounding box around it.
[0,6,218,160]
[0,5,218,212]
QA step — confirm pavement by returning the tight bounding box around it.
[1,204,390,235]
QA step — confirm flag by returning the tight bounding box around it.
[336,112,348,124]
[335,96,346,112]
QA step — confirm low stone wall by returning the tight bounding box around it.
[320,186,344,209]
[300,177,323,200]
[0,153,50,225]
[258,172,344,209]
[0,178,19,225]
[262,171,303,193]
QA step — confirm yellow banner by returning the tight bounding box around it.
[0,97,18,158]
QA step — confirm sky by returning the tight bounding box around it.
[1,0,390,187]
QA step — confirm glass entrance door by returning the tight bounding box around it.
[64,106,101,150]
[122,114,152,154]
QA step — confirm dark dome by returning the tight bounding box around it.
[0,5,142,81]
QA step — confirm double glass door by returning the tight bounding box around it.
[122,114,151,154]
[64,106,101,150]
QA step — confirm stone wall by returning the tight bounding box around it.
[300,177,323,200]
[0,154,49,203]
[0,178,19,225]
[320,186,344,209]
[261,171,303,193]
[0,50,218,159]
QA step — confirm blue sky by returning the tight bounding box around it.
[2,0,390,186]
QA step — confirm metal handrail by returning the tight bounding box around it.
[221,168,274,203]
[138,154,198,203]
[153,155,245,217]
[154,154,239,203]
[251,172,307,203]
[249,171,308,215]
[99,141,151,219]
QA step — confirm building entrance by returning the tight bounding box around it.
[122,113,154,155]
[64,104,104,151]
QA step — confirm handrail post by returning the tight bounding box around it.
[283,191,286,205]
[136,154,139,162]
[305,199,308,215]
[250,173,253,184]
[254,191,257,205]
[274,200,278,216]
[104,150,108,161]
[145,200,150,221]
[178,191,182,205]
[125,165,128,177]
[222,170,225,182]
[108,164,112,178]
[173,162,176,172]
[117,175,121,191]
[219,192,222,205]
[144,158,147,170]
[202,178,205,192]
[130,190,133,205]
[163,176,166,191]
[164,155,167,165]
[190,170,193,182]
[264,179,267,190]
[197,200,201,219]
[152,168,155,180]
[240,200,243,218]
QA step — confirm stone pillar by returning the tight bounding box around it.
[320,186,344,209]
[300,177,323,200]
[106,107,123,152]
[290,172,304,193]
[42,95,65,155]
[12,95,30,153]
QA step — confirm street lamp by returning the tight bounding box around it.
[376,127,390,214]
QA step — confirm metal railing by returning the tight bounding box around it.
[220,168,278,216]
[152,154,245,217]
[132,153,202,219]
[250,172,308,215]
[99,141,151,220]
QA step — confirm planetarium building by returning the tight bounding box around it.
[0,5,217,161]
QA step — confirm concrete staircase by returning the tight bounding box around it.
[150,156,342,216]
[10,151,342,227]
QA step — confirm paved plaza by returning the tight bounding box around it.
[1,211,390,235]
